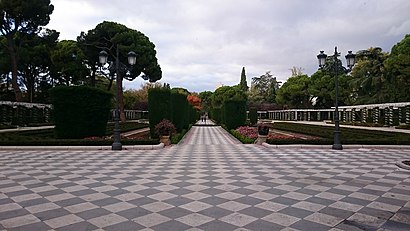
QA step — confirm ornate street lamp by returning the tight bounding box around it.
[99,47,137,150]
[317,47,356,150]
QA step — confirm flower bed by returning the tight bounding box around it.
[233,125,322,144]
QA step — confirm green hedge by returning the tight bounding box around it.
[49,86,112,139]
[148,88,171,138]
[271,122,410,145]
[171,91,188,132]
[229,129,255,144]
[223,99,246,129]
[0,122,157,146]
[249,108,257,125]
[211,107,222,124]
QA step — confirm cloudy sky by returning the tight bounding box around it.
[47,0,410,92]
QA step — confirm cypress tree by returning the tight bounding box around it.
[239,67,249,91]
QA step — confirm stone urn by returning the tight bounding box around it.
[256,123,270,144]
[160,135,171,146]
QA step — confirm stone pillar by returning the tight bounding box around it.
[373,107,379,124]
[352,109,356,122]
[342,109,346,122]
[398,108,402,124]
[317,112,321,121]
[362,108,367,124]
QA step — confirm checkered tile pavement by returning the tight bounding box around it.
[1,126,410,230]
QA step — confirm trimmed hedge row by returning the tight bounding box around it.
[50,86,113,139]
[210,100,247,129]
[224,100,247,130]
[148,88,199,138]
[0,104,53,126]
[148,88,171,138]
[0,122,156,146]
[271,122,410,145]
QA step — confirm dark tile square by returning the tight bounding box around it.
[340,196,371,206]
[263,188,288,195]
[35,208,70,220]
[152,220,191,231]
[163,197,193,207]
[358,207,394,220]
[199,187,225,195]
[198,206,233,219]
[319,206,354,219]
[112,182,135,188]
[0,208,29,220]
[71,189,98,196]
[10,222,52,231]
[18,198,49,208]
[56,221,98,231]
[245,219,285,231]
[159,207,192,219]
[232,187,257,195]
[290,219,330,231]
[306,197,335,206]
[128,197,157,206]
[199,196,229,206]
[271,196,299,206]
[104,220,144,231]
[76,208,111,220]
[198,219,237,231]
[135,188,162,196]
[104,189,129,197]
[234,196,264,205]
[6,189,33,197]
[376,196,406,206]
[0,198,14,205]
[381,219,410,231]
[238,206,272,218]
[280,206,313,218]
[168,188,193,196]
[92,198,122,207]
[296,188,321,196]
[38,189,66,197]
[54,197,86,207]
[117,207,152,219]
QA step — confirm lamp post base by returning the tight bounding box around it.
[112,142,122,151]
[332,129,343,150]
[332,143,343,150]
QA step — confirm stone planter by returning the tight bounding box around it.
[160,135,171,146]
[256,134,268,145]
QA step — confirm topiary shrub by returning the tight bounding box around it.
[170,91,188,132]
[49,86,113,139]
[148,87,171,138]
[249,108,258,125]
[223,99,246,130]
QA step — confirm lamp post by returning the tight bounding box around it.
[99,46,137,150]
[317,47,355,150]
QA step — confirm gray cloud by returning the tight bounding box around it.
[47,0,410,92]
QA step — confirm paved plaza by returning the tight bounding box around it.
[1,125,410,230]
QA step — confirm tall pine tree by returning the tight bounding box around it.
[239,67,248,91]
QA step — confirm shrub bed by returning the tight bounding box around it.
[271,122,410,145]
[0,122,156,146]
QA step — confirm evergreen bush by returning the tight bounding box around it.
[223,99,246,129]
[49,86,113,139]
[148,87,171,138]
[170,91,188,132]
[249,108,258,125]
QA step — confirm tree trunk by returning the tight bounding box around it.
[90,67,96,87]
[118,76,126,122]
[7,37,22,102]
